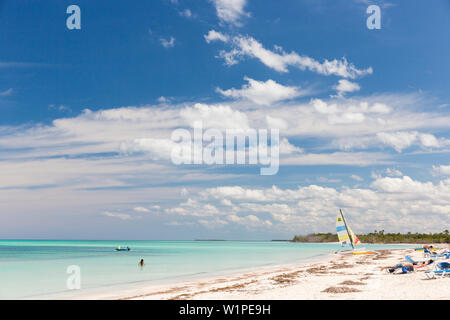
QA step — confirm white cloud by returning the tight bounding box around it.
[198,218,228,228]
[333,79,360,97]
[377,131,441,152]
[377,131,418,152]
[227,214,272,227]
[180,103,250,129]
[134,207,150,213]
[160,36,176,48]
[221,199,233,206]
[157,96,169,103]
[166,175,450,232]
[433,164,450,176]
[181,187,189,196]
[385,168,403,177]
[351,174,363,181]
[165,200,220,217]
[217,77,301,106]
[179,9,192,18]
[216,35,373,78]
[370,175,436,194]
[204,30,229,43]
[266,115,288,130]
[102,211,132,220]
[418,133,440,148]
[279,138,303,155]
[211,0,249,26]
[121,138,180,160]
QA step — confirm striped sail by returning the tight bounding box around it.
[336,211,362,247]
[348,226,361,246]
[336,215,352,246]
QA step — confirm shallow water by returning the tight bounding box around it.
[0,240,413,299]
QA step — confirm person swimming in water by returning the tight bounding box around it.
[138,259,145,269]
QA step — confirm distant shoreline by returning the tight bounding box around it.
[292,231,450,244]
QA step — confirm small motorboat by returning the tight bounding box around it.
[115,246,130,251]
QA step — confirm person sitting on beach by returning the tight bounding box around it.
[423,245,437,253]
[381,259,434,273]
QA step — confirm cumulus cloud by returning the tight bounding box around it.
[227,214,272,227]
[180,103,250,129]
[279,138,303,155]
[433,164,450,176]
[333,79,360,97]
[217,77,302,105]
[179,9,193,18]
[266,115,288,130]
[157,96,170,103]
[385,168,403,177]
[165,175,450,232]
[160,36,176,48]
[351,174,363,181]
[211,0,249,26]
[377,131,441,152]
[204,30,229,43]
[215,35,373,78]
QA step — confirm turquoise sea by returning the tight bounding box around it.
[0,240,413,299]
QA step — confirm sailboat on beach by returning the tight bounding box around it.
[336,209,374,255]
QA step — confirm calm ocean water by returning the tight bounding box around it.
[0,240,412,299]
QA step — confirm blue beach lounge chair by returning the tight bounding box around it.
[405,256,418,264]
[425,262,450,279]
[404,255,431,266]
[429,252,450,259]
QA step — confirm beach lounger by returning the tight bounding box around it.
[425,262,450,279]
[428,252,450,259]
[423,249,439,257]
[404,255,430,267]
[405,256,417,264]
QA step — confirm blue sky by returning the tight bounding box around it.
[0,0,449,239]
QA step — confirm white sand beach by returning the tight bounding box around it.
[72,245,450,300]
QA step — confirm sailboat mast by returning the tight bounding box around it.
[340,209,354,249]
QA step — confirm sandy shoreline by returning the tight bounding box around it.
[68,245,450,300]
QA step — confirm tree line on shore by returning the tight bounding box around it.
[292,230,450,243]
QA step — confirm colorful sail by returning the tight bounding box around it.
[336,215,352,247]
[336,210,362,247]
[348,226,361,246]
